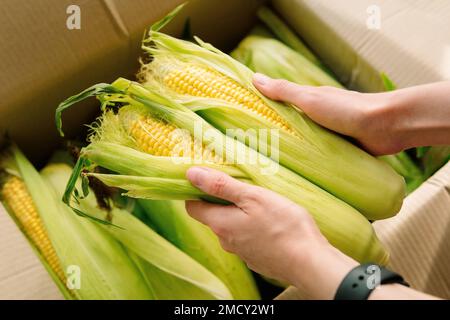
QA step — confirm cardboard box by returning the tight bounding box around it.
[1,0,449,299]
[273,0,450,92]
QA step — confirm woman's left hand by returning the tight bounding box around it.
[185,166,358,299]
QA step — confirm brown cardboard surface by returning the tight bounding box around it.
[373,162,450,299]
[1,0,449,300]
[0,0,175,165]
[273,0,450,92]
[0,0,263,299]
[0,0,262,165]
[277,163,450,300]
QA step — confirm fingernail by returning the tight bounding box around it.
[186,167,210,187]
[253,73,270,86]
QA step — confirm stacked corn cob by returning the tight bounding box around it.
[56,75,390,265]
[1,175,67,289]
[1,146,153,299]
[231,7,425,194]
[1,145,258,299]
[3,5,422,299]
[51,6,403,266]
[135,7,404,221]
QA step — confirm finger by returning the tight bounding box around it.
[186,167,252,205]
[185,200,246,236]
[252,73,318,109]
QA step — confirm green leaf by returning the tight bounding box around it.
[416,146,431,158]
[150,2,187,33]
[138,200,260,299]
[55,83,122,136]
[46,164,233,300]
[380,72,397,91]
[62,156,116,226]
[181,18,193,41]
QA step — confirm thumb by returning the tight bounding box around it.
[252,73,315,107]
[186,167,249,204]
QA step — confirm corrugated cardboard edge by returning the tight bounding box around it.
[276,163,450,300]
[373,163,450,298]
[0,0,262,165]
[273,0,450,299]
[273,0,450,91]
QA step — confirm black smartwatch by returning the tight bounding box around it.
[334,263,409,300]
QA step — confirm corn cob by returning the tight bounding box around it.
[2,144,236,300]
[256,6,321,67]
[1,176,65,283]
[56,78,390,265]
[231,27,343,87]
[232,33,425,194]
[1,145,156,300]
[161,63,296,134]
[137,11,405,220]
[43,163,234,300]
[128,113,223,163]
[233,33,424,194]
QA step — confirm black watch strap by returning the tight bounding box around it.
[334,263,409,300]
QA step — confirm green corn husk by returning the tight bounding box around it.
[379,153,425,194]
[1,145,153,300]
[416,146,431,158]
[137,6,405,220]
[232,28,424,195]
[256,6,321,67]
[233,33,424,195]
[138,200,260,299]
[231,27,342,87]
[56,77,389,265]
[421,146,450,178]
[126,249,220,300]
[42,163,234,300]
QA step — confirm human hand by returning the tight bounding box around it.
[253,74,450,155]
[185,166,358,299]
[253,73,400,155]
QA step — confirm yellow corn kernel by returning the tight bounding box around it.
[129,115,223,163]
[162,64,296,135]
[1,176,65,283]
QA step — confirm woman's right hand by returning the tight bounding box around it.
[253,74,450,155]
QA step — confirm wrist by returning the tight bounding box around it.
[375,84,450,151]
[290,242,358,299]
[358,91,407,155]
[384,89,422,151]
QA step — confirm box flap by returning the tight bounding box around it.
[0,0,263,299]
[273,0,450,92]
[0,0,262,165]
[373,162,450,298]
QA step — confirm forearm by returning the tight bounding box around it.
[385,81,450,150]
